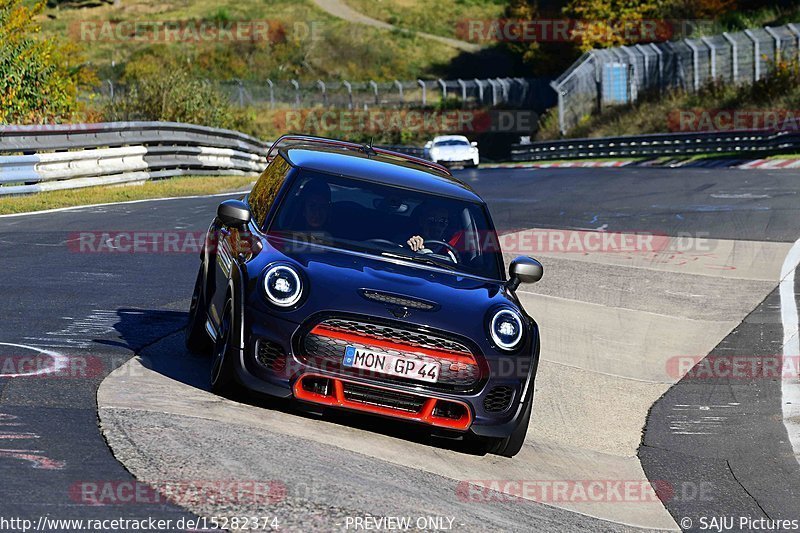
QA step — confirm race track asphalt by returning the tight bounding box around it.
[1,166,798,531]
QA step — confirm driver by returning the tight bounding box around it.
[406,203,452,252]
[298,179,331,231]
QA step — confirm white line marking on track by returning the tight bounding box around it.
[0,343,68,377]
[0,190,250,219]
[780,237,800,463]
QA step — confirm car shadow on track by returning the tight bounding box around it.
[102,307,491,457]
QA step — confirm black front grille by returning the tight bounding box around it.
[359,290,437,311]
[300,317,481,391]
[484,386,514,412]
[256,340,286,373]
[342,382,426,413]
[320,318,468,353]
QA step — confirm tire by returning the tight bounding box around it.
[210,297,238,396]
[486,391,532,457]
[185,265,213,355]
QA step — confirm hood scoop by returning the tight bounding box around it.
[358,289,439,312]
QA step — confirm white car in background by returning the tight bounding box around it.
[424,135,479,168]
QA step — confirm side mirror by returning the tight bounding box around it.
[506,256,543,291]
[424,141,433,149]
[217,199,251,228]
[471,141,478,147]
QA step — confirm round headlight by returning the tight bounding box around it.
[490,309,524,350]
[263,264,303,307]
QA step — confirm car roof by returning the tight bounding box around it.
[281,146,483,202]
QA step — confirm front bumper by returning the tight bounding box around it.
[235,308,538,437]
[433,156,479,167]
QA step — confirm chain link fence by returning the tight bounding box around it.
[551,22,800,134]
[99,77,556,112]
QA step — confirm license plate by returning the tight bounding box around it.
[342,346,440,383]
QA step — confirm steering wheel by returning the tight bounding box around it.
[423,240,460,263]
[366,238,403,248]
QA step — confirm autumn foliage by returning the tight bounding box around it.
[0,0,95,123]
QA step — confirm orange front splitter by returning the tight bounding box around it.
[293,373,472,431]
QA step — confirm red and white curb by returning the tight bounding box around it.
[737,158,800,170]
[482,158,800,170]
[482,160,632,169]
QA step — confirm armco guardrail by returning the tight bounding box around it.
[0,122,432,196]
[510,129,800,161]
[0,122,271,196]
[378,145,426,158]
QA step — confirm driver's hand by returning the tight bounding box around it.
[407,235,424,251]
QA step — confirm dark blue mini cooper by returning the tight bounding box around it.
[186,136,543,457]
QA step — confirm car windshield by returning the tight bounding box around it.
[269,171,503,280]
[434,139,469,147]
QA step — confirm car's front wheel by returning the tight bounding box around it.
[485,392,532,457]
[185,265,213,355]
[210,297,237,396]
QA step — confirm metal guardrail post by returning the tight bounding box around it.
[764,26,781,63]
[620,47,639,102]
[685,40,700,91]
[234,79,245,107]
[788,24,800,62]
[369,80,379,106]
[343,81,353,109]
[649,44,663,93]
[394,80,403,105]
[266,79,274,109]
[549,79,566,136]
[290,79,300,108]
[701,37,716,80]
[487,79,499,106]
[316,80,327,107]
[591,51,602,113]
[437,79,447,102]
[634,45,649,88]
[661,41,675,91]
[473,79,484,105]
[722,32,738,83]
[457,79,467,108]
[786,22,800,61]
[105,80,114,101]
[498,78,511,103]
[418,79,426,107]
[744,30,760,81]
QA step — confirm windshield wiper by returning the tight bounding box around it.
[380,251,457,271]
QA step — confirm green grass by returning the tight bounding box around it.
[0,175,254,215]
[341,0,506,40]
[39,0,463,82]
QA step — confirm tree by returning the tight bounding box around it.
[0,0,94,123]
[563,0,663,51]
